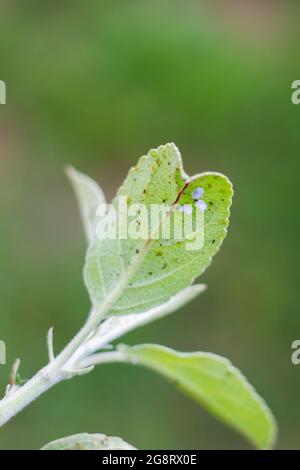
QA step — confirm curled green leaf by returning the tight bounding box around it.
[84,143,233,316]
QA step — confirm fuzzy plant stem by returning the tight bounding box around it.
[0,308,108,427]
[0,366,62,427]
[0,349,128,427]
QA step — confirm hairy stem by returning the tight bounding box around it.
[0,307,106,427]
[0,366,63,427]
[0,277,144,427]
[0,272,203,426]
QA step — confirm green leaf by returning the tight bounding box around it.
[122,344,277,450]
[41,433,136,450]
[84,143,233,316]
[66,166,106,244]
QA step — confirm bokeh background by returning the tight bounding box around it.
[0,0,299,449]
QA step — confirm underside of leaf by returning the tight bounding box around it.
[84,143,233,316]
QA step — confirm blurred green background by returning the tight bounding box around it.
[0,0,299,449]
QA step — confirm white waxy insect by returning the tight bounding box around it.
[192,187,205,200]
[195,200,207,212]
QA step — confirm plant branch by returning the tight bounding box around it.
[0,307,105,427]
[0,285,204,427]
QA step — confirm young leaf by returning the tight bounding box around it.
[84,143,233,316]
[41,433,135,450]
[66,166,106,244]
[121,344,277,450]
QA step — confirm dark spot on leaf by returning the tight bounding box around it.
[136,249,140,254]
[156,250,163,256]
[212,239,215,244]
